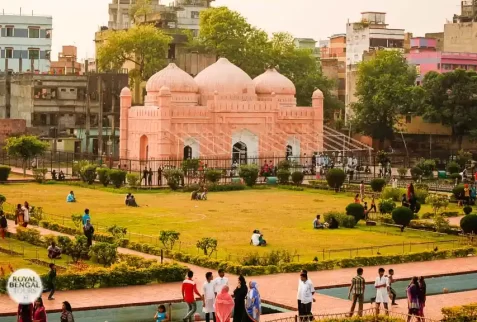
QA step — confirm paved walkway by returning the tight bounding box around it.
[2,220,477,320]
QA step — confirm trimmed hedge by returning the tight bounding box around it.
[442,302,477,322]
[408,220,461,235]
[182,183,246,192]
[345,203,365,223]
[370,178,386,192]
[326,168,346,189]
[460,214,477,234]
[0,165,11,181]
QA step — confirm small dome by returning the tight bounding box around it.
[195,58,255,95]
[253,69,296,95]
[120,87,131,96]
[146,63,198,93]
[312,88,324,98]
[159,86,171,96]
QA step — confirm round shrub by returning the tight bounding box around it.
[326,168,346,190]
[460,214,477,234]
[164,169,184,190]
[370,178,386,192]
[450,173,462,183]
[392,206,414,227]
[239,165,259,187]
[397,167,407,179]
[109,169,127,188]
[205,169,222,184]
[345,203,365,223]
[341,215,358,228]
[410,167,423,181]
[452,184,465,199]
[0,165,11,181]
[463,205,473,215]
[97,168,110,187]
[446,161,460,174]
[276,169,290,184]
[378,199,396,214]
[382,187,404,202]
[291,171,304,185]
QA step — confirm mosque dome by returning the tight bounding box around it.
[194,58,255,95]
[253,68,296,95]
[312,88,324,99]
[146,63,198,93]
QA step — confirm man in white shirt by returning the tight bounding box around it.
[297,271,315,320]
[374,268,389,316]
[202,272,216,322]
[213,269,228,295]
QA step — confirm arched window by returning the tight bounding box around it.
[184,145,192,160]
[286,145,293,160]
[139,135,149,161]
[232,141,248,165]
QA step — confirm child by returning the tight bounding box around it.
[354,194,360,204]
[388,269,397,305]
[0,211,7,239]
[154,304,169,322]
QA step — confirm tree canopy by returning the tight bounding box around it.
[351,50,418,147]
[4,135,49,175]
[196,7,343,120]
[129,0,153,24]
[419,69,477,147]
[97,24,171,82]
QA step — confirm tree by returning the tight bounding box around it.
[159,230,180,250]
[97,24,171,89]
[89,242,118,267]
[419,69,477,148]
[4,135,49,176]
[352,51,418,148]
[425,194,449,216]
[129,0,153,24]
[196,237,218,257]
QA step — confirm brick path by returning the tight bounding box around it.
[2,220,477,320]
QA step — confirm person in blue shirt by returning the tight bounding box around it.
[82,209,91,226]
[154,305,169,322]
[66,191,76,203]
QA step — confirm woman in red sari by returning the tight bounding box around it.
[215,285,235,322]
[17,303,33,322]
[33,297,47,322]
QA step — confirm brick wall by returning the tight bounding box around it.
[0,119,27,144]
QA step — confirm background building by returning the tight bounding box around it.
[0,13,52,73]
[50,46,81,75]
[321,34,346,104]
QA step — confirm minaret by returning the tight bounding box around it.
[312,89,324,151]
[158,86,172,158]
[119,87,132,161]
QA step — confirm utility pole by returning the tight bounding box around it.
[98,74,104,158]
[5,58,11,118]
[85,68,91,156]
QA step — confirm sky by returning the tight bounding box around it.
[1,0,461,59]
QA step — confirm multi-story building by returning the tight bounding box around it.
[345,12,404,123]
[294,38,320,63]
[81,58,97,74]
[444,0,477,53]
[321,34,347,104]
[50,46,82,75]
[108,0,162,30]
[0,14,52,73]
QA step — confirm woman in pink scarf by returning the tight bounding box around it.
[215,285,235,322]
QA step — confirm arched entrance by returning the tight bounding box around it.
[184,145,192,160]
[286,145,293,160]
[139,135,149,161]
[232,141,247,165]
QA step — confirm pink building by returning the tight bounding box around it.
[119,58,324,168]
[406,37,477,83]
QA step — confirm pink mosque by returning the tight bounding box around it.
[119,58,324,167]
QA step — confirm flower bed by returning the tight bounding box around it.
[442,302,477,322]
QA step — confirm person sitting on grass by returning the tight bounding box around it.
[191,190,199,200]
[128,195,139,207]
[200,187,208,200]
[125,193,132,206]
[47,242,62,259]
[313,215,324,229]
[250,230,267,246]
[328,217,339,229]
[66,191,76,203]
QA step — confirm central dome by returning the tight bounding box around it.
[146,63,198,93]
[253,68,296,95]
[194,58,255,95]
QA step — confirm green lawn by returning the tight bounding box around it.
[0,183,460,262]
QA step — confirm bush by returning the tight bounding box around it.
[126,173,140,188]
[276,169,290,184]
[414,189,429,204]
[159,230,180,250]
[0,194,6,207]
[32,168,48,183]
[89,242,118,267]
[375,214,394,224]
[80,165,98,184]
[164,169,184,190]
[410,167,423,181]
[450,173,462,183]
[442,302,477,322]
[109,169,127,188]
[241,250,293,266]
[0,165,11,181]
[381,187,404,202]
[460,214,477,234]
[15,227,43,246]
[97,168,110,187]
[392,207,414,227]
[277,160,291,171]
[414,183,429,191]
[425,194,449,215]
[452,184,465,199]
[291,171,304,185]
[397,167,407,179]
[205,169,222,184]
[239,165,259,187]
[326,168,346,190]
[345,203,365,223]
[378,199,396,214]
[464,205,473,215]
[416,158,436,177]
[446,161,460,174]
[324,211,357,228]
[434,214,451,233]
[370,178,386,192]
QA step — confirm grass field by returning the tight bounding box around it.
[0,183,461,262]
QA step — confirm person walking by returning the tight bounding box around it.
[297,269,313,316]
[22,201,30,228]
[203,272,216,322]
[60,301,75,322]
[388,269,397,305]
[215,285,235,322]
[298,273,315,321]
[15,204,24,226]
[348,267,365,317]
[33,297,47,322]
[182,271,202,322]
[419,276,427,318]
[43,263,57,300]
[0,210,7,239]
[245,282,261,322]
[83,219,94,247]
[82,209,91,226]
[148,168,153,186]
[374,268,390,316]
[143,167,149,186]
[407,277,421,322]
[213,269,229,295]
[233,275,248,322]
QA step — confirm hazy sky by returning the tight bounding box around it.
[1,0,460,59]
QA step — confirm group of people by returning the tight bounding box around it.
[250,230,266,246]
[82,209,95,247]
[401,183,420,214]
[347,267,427,321]
[125,193,139,207]
[181,269,260,322]
[14,202,31,228]
[51,169,66,181]
[17,298,75,322]
[191,186,208,201]
[142,167,164,186]
[457,183,477,206]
